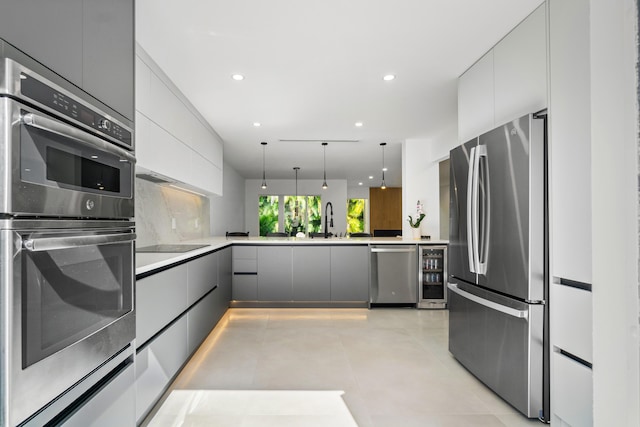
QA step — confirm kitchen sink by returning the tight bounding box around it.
[136,244,209,253]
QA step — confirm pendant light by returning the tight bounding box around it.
[380,142,387,189]
[321,142,328,189]
[260,142,268,189]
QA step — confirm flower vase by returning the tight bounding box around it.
[411,227,421,240]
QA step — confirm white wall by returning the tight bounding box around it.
[589,0,639,424]
[209,161,246,236]
[402,129,458,240]
[245,179,348,236]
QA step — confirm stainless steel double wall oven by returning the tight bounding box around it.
[0,46,135,427]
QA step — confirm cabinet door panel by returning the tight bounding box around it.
[292,246,330,301]
[136,264,188,346]
[219,247,233,303]
[458,51,494,142]
[61,362,135,427]
[135,316,188,423]
[549,0,592,284]
[188,252,218,305]
[330,246,369,301]
[187,290,218,354]
[494,4,547,126]
[232,274,258,301]
[257,246,292,301]
[83,0,134,119]
[0,0,83,86]
[233,246,257,259]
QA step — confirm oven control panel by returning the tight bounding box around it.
[20,74,132,150]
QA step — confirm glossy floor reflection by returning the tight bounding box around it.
[145,308,543,427]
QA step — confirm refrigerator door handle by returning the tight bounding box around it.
[466,146,477,273]
[447,283,529,320]
[476,144,488,275]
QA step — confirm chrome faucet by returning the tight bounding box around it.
[324,201,333,238]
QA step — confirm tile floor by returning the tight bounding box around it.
[144,308,543,427]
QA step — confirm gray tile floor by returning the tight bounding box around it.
[146,308,543,426]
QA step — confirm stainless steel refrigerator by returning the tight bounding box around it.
[448,113,549,420]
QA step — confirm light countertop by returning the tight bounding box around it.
[135,236,448,277]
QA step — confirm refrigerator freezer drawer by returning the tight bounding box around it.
[448,281,543,418]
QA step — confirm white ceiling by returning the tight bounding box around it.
[136,0,543,188]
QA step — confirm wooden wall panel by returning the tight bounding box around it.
[369,187,402,232]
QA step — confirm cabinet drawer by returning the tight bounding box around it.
[233,258,257,273]
[135,315,188,423]
[553,351,593,426]
[551,282,592,363]
[232,274,258,301]
[188,252,218,305]
[187,289,219,354]
[233,246,257,259]
[60,361,135,427]
[136,264,188,346]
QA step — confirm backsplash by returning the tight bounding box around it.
[135,178,210,248]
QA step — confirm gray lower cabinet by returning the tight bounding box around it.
[232,274,258,300]
[188,251,218,305]
[136,263,189,346]
[292,246,330,301]
[135,315,189,423]
[187,290,218,354]
[135,247,232,423]
[219,247,232,302]
[257,246,292,301]
[330,246,369,301]
[60,361,135,427]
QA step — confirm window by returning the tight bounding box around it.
[259,195,322,236]
[347,199,366,233]
[258,195,279,236]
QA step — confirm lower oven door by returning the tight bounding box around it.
[1,221,136,426]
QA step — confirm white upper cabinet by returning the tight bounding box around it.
[135,48,223,195]
[549,0,592,285]
[494,4,547,126]
[458,51,495,142]
[458,3,547,142]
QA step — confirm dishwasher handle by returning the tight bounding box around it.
[370,247,416,253]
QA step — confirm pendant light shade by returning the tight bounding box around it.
[380,142,387,189]
[321,142,328,190]
[260,142,268,189]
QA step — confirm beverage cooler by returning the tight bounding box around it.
[418,245,447,309]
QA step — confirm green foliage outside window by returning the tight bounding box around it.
[260,195,322,236]
[284,195,322,234]
[347,199,365,233]
[258,196,279,236]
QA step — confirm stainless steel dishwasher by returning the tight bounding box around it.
[370,245,417,306]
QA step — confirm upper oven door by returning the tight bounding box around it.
[0,97,135,219]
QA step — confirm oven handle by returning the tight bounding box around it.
[21,112,136,163]
[23,233,136,252]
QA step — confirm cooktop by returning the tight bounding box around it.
[136,244,209,253]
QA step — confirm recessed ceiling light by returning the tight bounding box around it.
[231,74,244,81]
[382,167,388,172]
[383,74,396,81]
[368,176,374,180]
[358,182,363,186]
[253,122,261,127]
[355,122,363,127]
